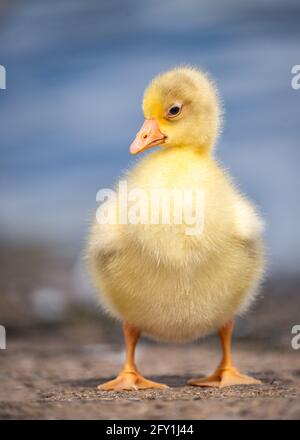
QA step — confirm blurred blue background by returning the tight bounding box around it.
[1,6,300,424]
[0,0,299,325]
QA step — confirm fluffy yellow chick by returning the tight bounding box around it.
[88,66,265,390]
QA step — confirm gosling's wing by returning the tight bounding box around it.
[232,195,265,241]
[88,196,124,257]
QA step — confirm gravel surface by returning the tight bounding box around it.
[0,323,299,419]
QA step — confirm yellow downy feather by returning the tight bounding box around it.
[87,67,265,342]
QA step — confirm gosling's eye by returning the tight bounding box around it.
[167,104,182,118]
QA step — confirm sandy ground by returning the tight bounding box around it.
[0,322,299,420]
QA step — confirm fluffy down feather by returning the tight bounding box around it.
[87,67,265,342]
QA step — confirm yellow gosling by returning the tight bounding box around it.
[87,66,265,390]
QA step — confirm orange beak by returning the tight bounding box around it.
[130,119,166,155]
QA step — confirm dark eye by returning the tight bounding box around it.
[167,104,182,118]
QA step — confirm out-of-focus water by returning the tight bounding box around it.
[0,0,299,274]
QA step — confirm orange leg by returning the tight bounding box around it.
[188,321,261,388]
[98,322,168,391]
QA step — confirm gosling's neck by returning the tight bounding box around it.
[159,143,214,159]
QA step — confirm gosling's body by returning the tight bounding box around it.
[88,66,265,390]
[89,147,264,342]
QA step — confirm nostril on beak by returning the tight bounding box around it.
[142,133,148,140]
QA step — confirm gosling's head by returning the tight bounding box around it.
[130,66,222,155]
